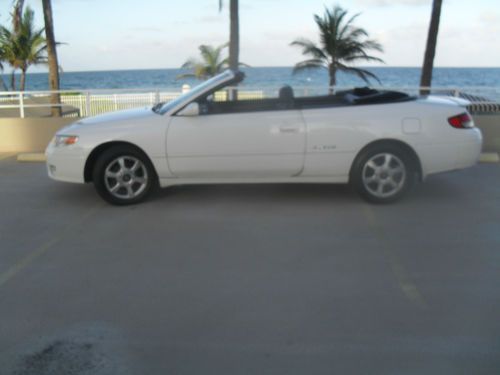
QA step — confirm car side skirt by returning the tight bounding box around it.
[159,176,350,188]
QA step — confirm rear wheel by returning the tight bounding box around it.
[351,145,416,203]
[93,146,156,205]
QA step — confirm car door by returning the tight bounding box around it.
[166,106,306,178]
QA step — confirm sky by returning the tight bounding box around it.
[0,0,499,73]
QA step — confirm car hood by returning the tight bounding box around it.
[75,107,156,126]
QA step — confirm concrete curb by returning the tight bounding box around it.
[479,152,500,163]
[0,153,17,161]
[17,153,46,163]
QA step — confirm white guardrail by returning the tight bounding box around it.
[0,85,499,118]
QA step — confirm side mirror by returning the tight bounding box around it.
[178,102,200,117]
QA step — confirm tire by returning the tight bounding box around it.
[92,145,157,205]
[351,144,416,204]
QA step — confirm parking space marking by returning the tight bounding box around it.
[0,153,17,161]
[0,204,102,289]
[362,205,428,310]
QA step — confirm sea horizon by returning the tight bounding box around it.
[13,66,500,75]
[3,67,500,97]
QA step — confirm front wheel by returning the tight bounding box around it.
[92,146,156,205]
[351,146,416,204]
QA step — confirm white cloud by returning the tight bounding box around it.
[197,15,224,24]
[478,11,500,24]
[355,0,430,6]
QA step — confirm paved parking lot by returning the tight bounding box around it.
[0,155,499,374]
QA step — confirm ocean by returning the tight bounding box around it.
[5,67,500,98]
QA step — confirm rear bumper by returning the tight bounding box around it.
[45,143,87,184]
[454,137,483,169]
[418,128,483,177]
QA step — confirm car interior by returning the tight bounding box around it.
[197,85,415,115]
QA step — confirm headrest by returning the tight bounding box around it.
[279,85,294,101]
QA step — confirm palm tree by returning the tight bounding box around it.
[291,5,384,93]
[0,6,47,91]
[9,0,24,89]
[420,0,443,94]
[42,0,61,116]
[178,43,229,80]
[0,27,22,90]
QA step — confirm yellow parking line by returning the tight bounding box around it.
[362,205,428,310]
[0,204,102,289]
[479,152,500,163]
[0,153,17,161]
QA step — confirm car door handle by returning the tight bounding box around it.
[279,126,300,134]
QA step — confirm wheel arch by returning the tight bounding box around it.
[349,139,423,182]
[84,141,158,183]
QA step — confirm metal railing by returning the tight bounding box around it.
[0,85,499,118]
[0,87,266,118]
[0,89,181,118]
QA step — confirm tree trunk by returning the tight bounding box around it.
[420,0,443,95]
[329,67,337,95]
[20,69,26,91]
[229,0,239,72]
[42,0,62,117]
[11,71,16,91]
[228,0,239,101]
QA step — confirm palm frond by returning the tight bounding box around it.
[176,73,198,80]
[292,59,327,75]
[178,42,235,80]
[337,64,382,84]
[180,58,197,70]
[341,26,368,42]
[338,13,362,40]
[290,38,328,60]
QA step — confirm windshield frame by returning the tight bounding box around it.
[156,70,240,115]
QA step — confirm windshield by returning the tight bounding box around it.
[154,71,234,115]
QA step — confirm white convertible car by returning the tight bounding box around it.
[46,70,482,205]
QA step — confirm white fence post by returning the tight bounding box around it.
[19,93,25,118]
[155,89,160,104]
[85,92,91,116]
[114,94,118,111]
[79,95,84,117]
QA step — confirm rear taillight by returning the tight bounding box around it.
[448,113,474,129]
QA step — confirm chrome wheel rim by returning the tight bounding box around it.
[104,156,148,200]
[362,153,406,198]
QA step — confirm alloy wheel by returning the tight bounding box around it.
[361,153,407,199]
[104,156,149,200]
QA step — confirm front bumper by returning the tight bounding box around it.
[45,143,87,184]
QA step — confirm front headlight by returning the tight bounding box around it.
[54,135,79,147]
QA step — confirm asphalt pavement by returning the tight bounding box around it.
[0,155,499,374]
